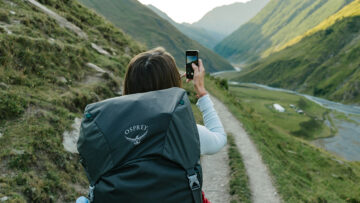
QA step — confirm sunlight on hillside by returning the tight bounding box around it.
[266,0,360,56]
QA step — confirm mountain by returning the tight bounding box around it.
[78,0,234,72]
[215,0,352,64]
[0,0,145,201]
[193,0,270,37]
[147,4,222,49]
[234,0,360,104]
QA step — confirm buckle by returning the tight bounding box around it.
[187,174,200,191]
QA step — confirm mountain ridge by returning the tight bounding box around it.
[147,4,222,49]
[215,0,352,65]
[193,0,270,37]
[79,0,234,72]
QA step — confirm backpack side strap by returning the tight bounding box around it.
[88,185,95,203]
[186,168,203,203]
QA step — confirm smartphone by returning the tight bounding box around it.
[186,50,199,79]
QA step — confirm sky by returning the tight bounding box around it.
[138,0,251,24]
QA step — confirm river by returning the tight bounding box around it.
[228,81,360,161]
[210,66,242,76]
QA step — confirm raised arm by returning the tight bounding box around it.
[197,95,226,155]
[186,59,227,155]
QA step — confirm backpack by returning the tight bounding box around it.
[77,87,203,203]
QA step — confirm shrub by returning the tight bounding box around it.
[211,76,229,90]
[291,117,322,138]
[0,91,27,119]
[0,11,11,24]
[9,152,36,171]
[297,98,308,110]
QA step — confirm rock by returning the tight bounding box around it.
[57,76,67,83]
[0,196,9,201]
[86,63,106,73]
[4,0,17,7]
[91,43,111,56]
[287,150,297,154]
[0,82,9,90]
[331,158,344,165]
[12,149,24,155]
[110,47,117,56]
[26,0,88,39]
[48,38,55,44]
[63,117,81,153]
[12,20,20,25]
[124,47,130,54]
[0,25,12,35]
[9,11,16,15]
[116,90,122,96]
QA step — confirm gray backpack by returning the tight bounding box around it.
[77,87,203,203]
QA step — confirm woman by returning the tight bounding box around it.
[124,47,226,155]
[77,47,226,203]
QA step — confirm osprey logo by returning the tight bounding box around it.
[124,124,149,145]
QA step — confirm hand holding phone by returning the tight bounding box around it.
[185,51,207,98]
[186,50,198,79]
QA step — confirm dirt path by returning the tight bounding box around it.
[209,95,281,203]
[201,145,231,203]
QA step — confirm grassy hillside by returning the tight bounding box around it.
[78,0,234,72]
[234,1,360,104]
[276,0,360,52]
[215,0,351,64]
[206,78,360,202]
[0,0,145,201]
[147,4,222,49]
[193,0,270,37]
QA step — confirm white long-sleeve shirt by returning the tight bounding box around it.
[196,94,227,155]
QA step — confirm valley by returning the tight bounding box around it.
[227,82,360,161]
[0,0,359,202]
[216,0,360,105]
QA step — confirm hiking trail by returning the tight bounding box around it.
[201,145,231,203]
[208,95,281,203]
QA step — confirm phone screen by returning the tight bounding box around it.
[187,55,198,65]
[186,50,198,79]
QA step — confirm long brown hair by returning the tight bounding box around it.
[123,47,181,95]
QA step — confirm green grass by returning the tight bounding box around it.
[78,0,234,73]
[0,0,143,201]
[215,0,351,64]
[229,84,334,140]
[205,76,360,202]
[227,133,251,203]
